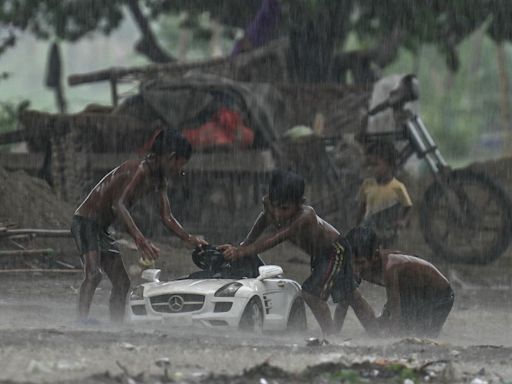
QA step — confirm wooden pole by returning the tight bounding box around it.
[67,38,287,86]
[68,56,229,86]
[496,42,511,151]
[110,77,118,107]
[0,269,80,273]
[0,229,71,238]
[0,249,54,257]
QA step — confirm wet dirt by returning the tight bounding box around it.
[1,159,512,383]
[0,246,511,384]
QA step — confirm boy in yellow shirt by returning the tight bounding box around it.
[357,141,412,247]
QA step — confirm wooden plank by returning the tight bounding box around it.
[68,56,229,86]
[0,152,45,172]
[0,229,72,238]
[0,129,27,145]
[0,269,81,273]
[0,249,54,257]
[0,150,275,174]
[88,150,275,173]
[67,38,288,87]
[186,150,275,173]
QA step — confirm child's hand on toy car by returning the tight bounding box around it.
[135,236,160,260]
[187,234,208,249]
[219,244,241,261]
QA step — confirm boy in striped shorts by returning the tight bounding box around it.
[221,170,374,335]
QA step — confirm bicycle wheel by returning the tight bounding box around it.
[420,169,512,264]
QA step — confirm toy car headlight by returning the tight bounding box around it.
[130,285,145,300]
[214,282,242,297]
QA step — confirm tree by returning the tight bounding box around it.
[2,0,512,84]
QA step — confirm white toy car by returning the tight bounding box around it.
[127,246,306,332]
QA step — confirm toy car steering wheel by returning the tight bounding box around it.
[192,245,228,273]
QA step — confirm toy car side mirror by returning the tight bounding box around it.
[257,265,283,280]
[141,268,161,283]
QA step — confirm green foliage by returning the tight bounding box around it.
[0,100,28,134]
[3,0,512,64]
[143,0,261,28]
[388,363,417,382]
[328,368,362,383]
[2,0,512,83]
[156,13,238,60]
[385,29,511,162]
[0,0,125,41]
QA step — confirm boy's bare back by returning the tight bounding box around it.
[382,251,450,292]
[75,159,159,227]
[261,197,340,259]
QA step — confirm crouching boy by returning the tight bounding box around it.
[345,226,454,337]
[220,170,371,335]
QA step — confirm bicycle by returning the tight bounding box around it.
[357,74,512,264]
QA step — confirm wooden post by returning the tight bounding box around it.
[110,77,118,107]
[496,42,511,151]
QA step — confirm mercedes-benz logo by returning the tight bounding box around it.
[168,295,184,312]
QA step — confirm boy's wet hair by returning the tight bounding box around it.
[365,140,397,168]
[150,128,192,160]
[269,170,305,205]
[346,226,380,259]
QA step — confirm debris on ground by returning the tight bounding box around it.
[59,359,488,384]
[306,337,330,347]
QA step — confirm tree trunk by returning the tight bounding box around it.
[126,0,174,63]
[496,42,511,151]
[210,19,224,58]
[287,1,352,84]
[177,28,192,61]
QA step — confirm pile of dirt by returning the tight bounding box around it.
[0,167,74,229]
[0,167,77,262]
[468,156,512,194]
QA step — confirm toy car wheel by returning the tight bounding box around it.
[239,297,263,333]
[286,297,307,333]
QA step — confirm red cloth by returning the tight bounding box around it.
[183,108,254,150]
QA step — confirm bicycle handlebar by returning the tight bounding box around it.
[368,100,391,116]
[366,74,419,117]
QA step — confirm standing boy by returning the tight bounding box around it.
[71,128,207,322]
[345,226,454,337]
[357,140,412,247]
[220,170,373,335]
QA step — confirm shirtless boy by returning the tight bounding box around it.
[345,226,454,337]
[71,128,206,322]
[220,170,373,335]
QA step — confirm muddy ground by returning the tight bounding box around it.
[0,239,511,384]
[1,162,512,383]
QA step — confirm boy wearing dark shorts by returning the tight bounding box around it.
[345,226,454,337]
[71,128,207,323]
[220,170,374,335]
